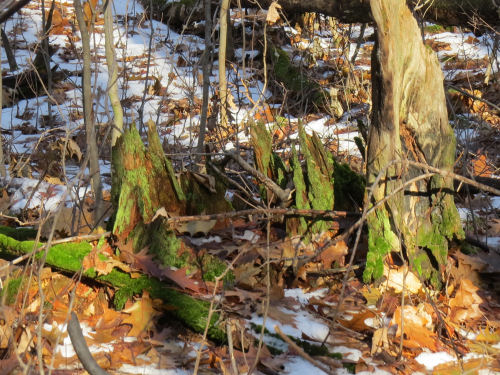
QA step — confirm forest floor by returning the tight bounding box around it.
[0,1,499,374]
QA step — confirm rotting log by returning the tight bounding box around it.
[364,0,464,287]
[0,231,226,342]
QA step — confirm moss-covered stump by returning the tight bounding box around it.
[0,233,226,341]
[365,0,464,287]
[111,120,231,281]
[250,121,288,202]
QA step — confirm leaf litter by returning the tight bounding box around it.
[0,0,499,374]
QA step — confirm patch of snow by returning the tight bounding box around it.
[415,351,456,370]
[283,357,328,375]
[189,236,222,246]
[330,346,362,362]
[284,288,328,305]
[233,230,260,243]
[250,308,329,341]
[119,364,190,375]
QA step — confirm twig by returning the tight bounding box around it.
[229,151,292,205]
[407,160,500,196]
[166,208,358,224]
[307,264,360,277]
[274,325,340,375]
[68,312,110,375]
[446,84,500,113]
[0,232,111,272]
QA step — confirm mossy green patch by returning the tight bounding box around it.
[0,225,37,241]
[364,209,398,283]
[270,46,325,107]
[333,161,365,211]
[1,276,23,304]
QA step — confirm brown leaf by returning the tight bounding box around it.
[318,240,348,268]
[391,305,438,351]
[449,279,484,322]
[121,293,159,337]
[162,267,202,292]
[266,1,282,24]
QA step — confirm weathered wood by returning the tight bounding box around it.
[364,0,464,286]
[0,230,226,341]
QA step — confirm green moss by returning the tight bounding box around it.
[364,209,398,283]
[299,125,334,233]
[424,24,445,34]
[1,276,23,304]
[0,226,37,241]
[270,47,324,106]
[333,161,365,211]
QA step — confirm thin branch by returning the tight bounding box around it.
[229,151,292,205]
[274,325,340,375]
[68,312,110,375]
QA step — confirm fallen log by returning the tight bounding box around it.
[0,229,226,342]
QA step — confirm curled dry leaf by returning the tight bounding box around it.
[449,278,484,322]
[382,265,422,294]
[391,305,438,351]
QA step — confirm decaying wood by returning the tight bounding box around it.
[0,231,226,341]
[364,0,465,286]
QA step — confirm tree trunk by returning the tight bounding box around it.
[364,0,464,287]
[74,0,104,226]
[103,0,124,147]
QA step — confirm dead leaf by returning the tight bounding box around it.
[83,244,131,276]
[266,1,282,24]
[175,220,216,236]
[382,265,422,294]
[122,293,159,337]
[162,267,202,292]
[449,278,484,322]
[391,305,438,351]
[318,240,348,268]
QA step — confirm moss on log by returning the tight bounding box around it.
[0,232,226,342]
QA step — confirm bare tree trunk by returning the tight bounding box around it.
[218,0,230,129]
[103,0,123,147]
[0,36,7,177]
[364,0,464,287]
[74,0,103,226]
[195,0,212,163]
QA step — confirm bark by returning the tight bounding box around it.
[103,0,124,147]
[74,0,104,226]
[364,0,464,286]
[0,230,225,341]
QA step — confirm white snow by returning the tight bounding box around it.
[415,351,456,370]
